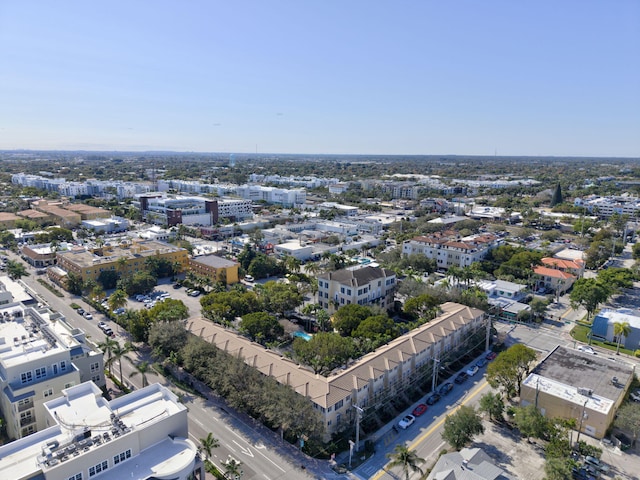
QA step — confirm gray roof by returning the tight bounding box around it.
[532,346,634,401]
[428,448,513,480]
[190,254,238,269]
[319,265,394,287]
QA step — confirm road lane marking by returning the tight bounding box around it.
[233,440,254,457]
[370,380,488,480]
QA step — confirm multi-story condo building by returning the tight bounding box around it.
[0,303,105,440]
[248,173,339,188]
[402,232,501,270]
[236,185,306,207]
[54,239,188,285]
[575,195,640,219]
[0,381,204,480]
[317,265,396,313]
[137,194,253,227]
[189,255,239,285]
[190,302,486,437]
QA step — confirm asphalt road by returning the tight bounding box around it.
[5,251,336,480]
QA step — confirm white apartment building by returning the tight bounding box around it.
[0,381,204,480]
[236,184,306,207]
[402,232,501,270]
[317,265,396,313]
[215,198,254,221]
[575,195,640,219]
[0,304,105,440]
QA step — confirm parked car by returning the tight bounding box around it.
[426,393,441,405]
[584,456,609,473]
[476,358,488,368]
[97,321,107,330]
[577,345,596,355]
[245,275,254,283]
[454,372,469,384]
[103,327,114,337]
[398,414,416,429]
[438,382,454,396]
[189,290,201,297]
[77,308,85,315]
[466,365,480,376]
[486,351,497,361]
[173,283,182,289]
[83,312,93,320]
[114,308,126,315]
[629,391,640,402]
[412,404,428,417]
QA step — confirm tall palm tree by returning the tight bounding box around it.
[98,337,119,376]
[199,432,220,461]
[108,289,128,311]
[386,444,425,480]
[129,360,155,388]
[112,341,136,385]
[614,321,631,354]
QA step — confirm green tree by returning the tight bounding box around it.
[108,289,128,311]
[259,281,302,316]
[353,315,399,343]
[570,278,611,322]
[111,341,136,385]
[97,270,119,289]
[66,272,84,295]
[403,294,439,320]
[129,360,155,388]
[486,344,537,397]
[239,312,284,343]
[199,432,220,461]
[148,298,189,322]
[478,392,504,422]
[248,253,283,279]
[223,456,243,479]
[98,337,119,376]
[550,183,563,207]
[237,245,257,270]
[441,405,484,450]
[597,267,634,293]
[332,304,372,337]
[293,332,354,375]
[385,444,425,480]
[544,457,572,480]
[118,271,157,296]
[6,260,29,280]
[614,402,640,446]
[613,321,631,354]
[513,404,548,441]
[148,321,188,357]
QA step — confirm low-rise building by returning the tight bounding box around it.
[189,302,487,437]
[21,243,71,268]
[56,240,188,284]
[81,217,129,234]
[427,447,514,480]
[317,265,396,313]
[520,346,634,439]
[0,381,204,480]
[0,303,105,440]
[0,212,21,229]
[532,265,575,294]
[402,232,501,270]
[189,254,239,285]
[591,308,640,350]
[273,242,314,261]
[541,256,585,278]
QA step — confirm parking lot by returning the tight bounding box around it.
[120,278,205,318]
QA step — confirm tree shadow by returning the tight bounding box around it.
[472,440,514,469]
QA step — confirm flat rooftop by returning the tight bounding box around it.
[191,254,237,268]
[524,346,634,409]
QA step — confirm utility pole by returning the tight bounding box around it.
[353,405,364,454]
[576,399,589,445]
[431,357,440,392]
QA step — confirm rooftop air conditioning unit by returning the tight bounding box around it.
[577,387,593,396]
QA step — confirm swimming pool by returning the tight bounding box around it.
[292,331,312,341]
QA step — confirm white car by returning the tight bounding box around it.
[83,312,93,320]
[466,365,479,376]
[577,345,596,355]
[398,414,416,429]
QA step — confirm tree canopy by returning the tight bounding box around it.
[293,332,354,375]
[486,344,537,397]
[441,405,484,450]
[240,312,284,344]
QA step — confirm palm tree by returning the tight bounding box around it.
[129,360,155,388]
[614,321,631,354]
[98,337,119,376]
[386,444,425,480]
[199,432,220,461]
[116,257,128,276]
[223,457,243,479]
[108,289,128,311]
[284,255,301,274]
[112,341,136,385]
[91,284,105,302]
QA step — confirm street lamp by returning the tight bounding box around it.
[431,357,441,392]
[576,399,589,445]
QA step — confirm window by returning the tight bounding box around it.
[90,362,100,373]
[44,388,53,398]
[92,375,101,383]
[21,371,33,384]
[347,289,351,296]
[18,398,32,407]
[52,364,58,375]
[35,367,47,380]
[64,382,75,389]
[340,287,345,294]
[89,460,108,477]
[60,361,67,372]
[113,449,132,465]
[21,425,35,436]
[334,399,344,410]
[68,474,82,480]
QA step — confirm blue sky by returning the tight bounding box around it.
[1,1,638,156]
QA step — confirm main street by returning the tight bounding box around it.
[6,250,339,480]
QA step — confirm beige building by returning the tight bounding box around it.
[520,346,634,440]
[189,254,239,285]
[0,304,105,440]
[0,381,204,480]
[56,239,189,284]
[0,212,21,229]
[189,302,487,436]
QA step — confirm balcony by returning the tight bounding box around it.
[20,415,35,427]
[18,401,33,413]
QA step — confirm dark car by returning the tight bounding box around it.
[173,283,182,289]
[454,372,469,384]
[426,393,441,405]
[476,358,488,368]
[438,382,454,395]
[77,308,85,315]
